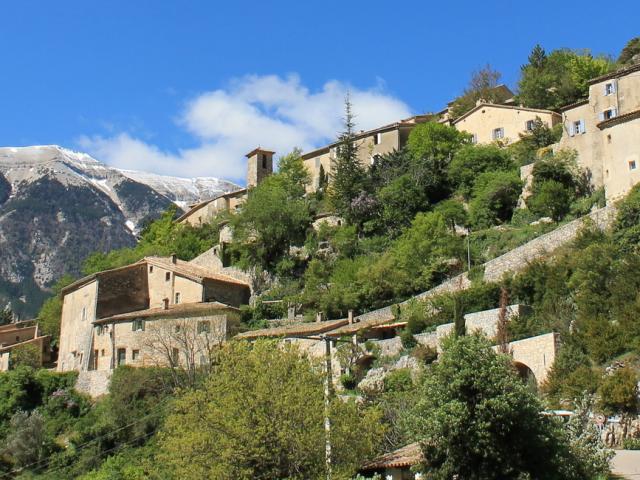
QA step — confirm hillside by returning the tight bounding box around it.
[0,146,239,317]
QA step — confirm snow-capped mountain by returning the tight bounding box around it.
[118,170,240,210]
[0,145,239,317]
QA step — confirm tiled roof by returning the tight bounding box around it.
[597,108,640,130]
[61,262,146,295]
[326,315,398,337]
[588,62,640,85]
[144,257,250,287]
[361,442,423,471]
[176,188,247,223]
[559,99,589,112]
[235,318,349,340]
[452,102,560,125]
[93,301,237,324]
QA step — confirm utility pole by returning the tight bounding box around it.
[323,335,333,480]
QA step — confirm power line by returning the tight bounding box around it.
[0,395,172,478]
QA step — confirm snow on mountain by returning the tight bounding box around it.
[117,169,241,207]
[0,145,239,317]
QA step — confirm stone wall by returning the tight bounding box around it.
[500,332,558,385]
[75,370,112,398]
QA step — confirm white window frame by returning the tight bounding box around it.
[492,128,504,140]
[604,82,616,96]
[525,120,535,131]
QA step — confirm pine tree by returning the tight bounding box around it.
[527,44,547,70]
[329,94,366,222]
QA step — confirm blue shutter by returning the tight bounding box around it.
[569,122,575,136]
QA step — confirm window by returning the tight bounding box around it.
[132,318,145,332]
[373,132,381,145]
[117,348,126,366]
[470,134,477,144]
[149,266,154,274]
[132,349,140,361]
[602,108,617,120]
[604,82,616,96]
[171,348,179,364]
[629,160,637,171]
[165,272,171,281]
[197,321,210,334]
[525,120,535,131]
[492,128,504,140]
[261,154,267,169]
[571,120,585,136]
[101,349,105,357]
[92,350,98,370]
[175,292,181,304]
[175,325,181,333]
[96,325,103,335]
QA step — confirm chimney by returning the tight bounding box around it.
[348,310,354,324]
[171,253,177,264]
[316,311,323,323]
[163,298,169,310]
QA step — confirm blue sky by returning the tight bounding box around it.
[0,1,638,182]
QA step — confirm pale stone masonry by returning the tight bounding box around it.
[57,254,250,374]
[0,321,51,371]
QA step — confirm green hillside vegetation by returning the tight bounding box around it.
[3,38,640,478]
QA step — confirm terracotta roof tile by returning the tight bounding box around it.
[94,301,237,324]
[361,442,423,471]
[235,318,349,340]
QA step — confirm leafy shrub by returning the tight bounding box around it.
[623,437,640,450]
[597,367,639,415]
[527,180,573,221]
[469,171,523,228]
[383,369,413,393]
[449,144,516,199]
[399,328,417,349]
[340,373,358,390]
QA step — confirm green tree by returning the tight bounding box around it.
[0,304,12,326]
[613,183,640,252]
[448,65,507,120]
[231,171,311,272]
[156,341,384,480]
[407,334,606,479]
[518,47,614,110]
[448,144,516,199]
[4,410,53,469]
[433,199,467,231]
[406,122,471,203]
[527,180,573,221]
[597,366,639,415]
[329,96,367,223]
[36,274,75,346]
[618,37,640,65]
[468,171,523,228]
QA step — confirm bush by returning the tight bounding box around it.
[340,372,358,390]
[527,180,573,221]
[468,171,523,228]
[623,437,640,450]
[9,343,42,369]
[399,328,417,349]
[383,369,413,393]
[448,144,516,199]
[597,367,639,416]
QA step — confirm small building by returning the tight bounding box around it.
[452,102,561,145]
[0,321,51,371]
[558,62,640,201]
[360,442,424,479]
[57,254,250,373]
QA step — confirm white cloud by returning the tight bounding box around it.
[77,74,413,182]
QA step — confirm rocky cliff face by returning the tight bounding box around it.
[0,146,239,317]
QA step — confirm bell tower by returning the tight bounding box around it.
[246,147,274,188]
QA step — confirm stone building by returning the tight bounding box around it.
[452,102,561,145]
[0,320,51,371]
[57,254,250,373]
[177,147,274,227]
[301,115,432,191]
[359,442,424,479]
[558,62,640,201]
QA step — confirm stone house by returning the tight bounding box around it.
[452,102,561,145]
[301,115,432,192]
[177,147,274,227]
[57,254,250,373]
[0,320,51,371]
[557,62,640,201]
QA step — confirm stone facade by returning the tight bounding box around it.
[58,255,250,375]
[558,63,640,201]
[453,103,561,145]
